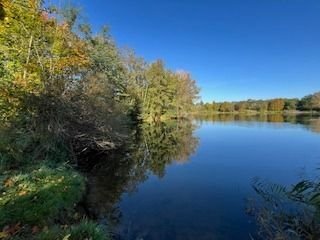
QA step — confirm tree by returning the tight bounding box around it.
[284,98,298,111]
[235,102,247,112]
[172,71,199,118]
[257,101,268,112]
[211,101,220,112]
[0,0,89,121]
[310,92,320,111]
[219,102,234,112]
[268,99,285,111]
[143,60,175,121]
[298,92,320,111]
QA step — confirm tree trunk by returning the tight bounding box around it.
[23,35,34,81]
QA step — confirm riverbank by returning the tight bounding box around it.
[0,126,113,239]
[0,99,125,239]
[0,118,190,239]
[0,3,199,237]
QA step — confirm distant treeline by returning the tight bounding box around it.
[195,92,320,113]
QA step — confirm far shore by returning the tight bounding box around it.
[192,110,320,115]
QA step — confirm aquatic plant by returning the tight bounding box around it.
[248,177,320,240]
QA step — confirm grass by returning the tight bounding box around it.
[35,220,109,240]
[0,107,112,239]
[0,167,85,227]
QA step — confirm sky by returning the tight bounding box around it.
[54,0,320,102]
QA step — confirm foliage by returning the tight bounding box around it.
[234,102,248,112]
[248,177,320,240]
[130,60,200,121]
[299,92,320,111]
[0,0,200,239]
[219,101,234,112]
[268,98,285,111]
[0,114,69,171]
[0,167,85,227]
[195,92,320,114]
[36,220,109,240]
[284,98,299,110]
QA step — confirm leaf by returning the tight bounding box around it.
[18,190,27,196]
[4,178,14,188]
[0,232,9,239]
[291,180,312,194]
[309,193,320,205]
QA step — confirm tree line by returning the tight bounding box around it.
[195,92,320,113]
[0,1,199,126]
[0,0,201,170]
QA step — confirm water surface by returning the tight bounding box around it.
[86,114,320,240]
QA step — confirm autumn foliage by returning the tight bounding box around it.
[0,1,199,238]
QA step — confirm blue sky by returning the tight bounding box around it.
[55,0,320,102]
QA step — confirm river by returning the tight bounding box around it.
[85,114,320,240]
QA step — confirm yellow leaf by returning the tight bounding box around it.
[0,231,9,239]
[18,191,27,196]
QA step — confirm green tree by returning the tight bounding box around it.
[143,60,175,121]
[310,92,320,111]
[284,98,298,111]
[172,71,199,118]
[121,48,148,118]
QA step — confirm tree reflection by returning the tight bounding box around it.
[136,121,199,177]
[85,120,199,230]
[308,118,320,133]
[196,113,320,134]
[85,115,320,237]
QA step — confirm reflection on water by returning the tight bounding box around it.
[308,118,320,133]
[85,120,199,230]
[197,113,320,133]
[136,121,199,177]
[85,114,320,240]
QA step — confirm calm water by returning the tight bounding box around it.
[86,114,320,240]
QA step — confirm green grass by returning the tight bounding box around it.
[35,220,109,240]
[0,166,85,227]
[0,116,109,239]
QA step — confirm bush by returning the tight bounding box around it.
[0,122,70,172]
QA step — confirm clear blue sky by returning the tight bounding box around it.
[55,0,320,102]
